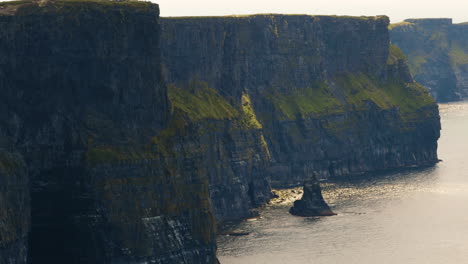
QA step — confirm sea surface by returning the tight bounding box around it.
[217,102,468,264]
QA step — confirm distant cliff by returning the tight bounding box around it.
[161,15,441,222]
[390,18,468,102]
[0,1,217,263]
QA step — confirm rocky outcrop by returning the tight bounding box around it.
[390,18,468,102]
[161,15,441,222]
[0,1,217,263]
[289,176,335,216]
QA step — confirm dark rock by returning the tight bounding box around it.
[0,1,217,263]
[0,151,29,264]
[290,177,336,217]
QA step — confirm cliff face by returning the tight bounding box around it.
[390,18,468,102]
[161,15,440,221]
[0,151,28,264]
[0,1,217,263]
[158,110,272,222]
[0,4,442,263]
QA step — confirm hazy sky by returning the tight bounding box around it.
[155,0,468,23]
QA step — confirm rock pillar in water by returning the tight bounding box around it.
[290,176,336,216]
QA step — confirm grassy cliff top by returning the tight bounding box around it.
[390,18,455,31]
[388,21,415,30]
[404,18,452,22]
[0,0,157,16]
[403,18,453,26]
[162,14,389,23]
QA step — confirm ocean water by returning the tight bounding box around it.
[218,102,468,264]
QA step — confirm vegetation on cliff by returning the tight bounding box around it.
[390,18,468,101]
[168,81,239,121]
[263,71,434,121]
[168,79,265,131]
[449,43,468,66]
[0,0,154,15]
[267,83,342,120]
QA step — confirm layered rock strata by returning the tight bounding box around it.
[161,15,441,222]
[0,1,217,263]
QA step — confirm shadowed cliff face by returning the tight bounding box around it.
[0,151,29,264]
[0,1,217,263]
[390,18,468,102]
[161,15,440,222]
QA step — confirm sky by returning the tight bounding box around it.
[154,0,468,24]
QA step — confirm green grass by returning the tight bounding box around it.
[0,1,31,7]
[0,152,20,174]
[449,43,468,66]
[86,147,124,165]
[265,72,434,122]
[407,54,428,75]
[0,0,156,16]
[53,0,154,9]
[387,44,406,65]
[388,21,414,30]
[337,73,393,110]
[267,82,342,120]
[168,80,239,121]
[0,0,153,7]
[85,146,157,166]
[336,73,435,114]
[163,14,386,22]
[168,80,266,131]
[239,93,263,129]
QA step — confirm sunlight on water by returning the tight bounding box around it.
[218,101,468,264]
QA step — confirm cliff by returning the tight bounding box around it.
[0,3,442,263]
[390,18,468,102]
[161,15,441,222]
[0,1,217,263]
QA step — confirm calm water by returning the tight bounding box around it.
[218,102,468,264]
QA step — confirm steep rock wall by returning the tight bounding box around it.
[390,18,468,101]
[0,151,28,264]
[160,82,273,221]
[0,1,217,263]
[161,15,440,220]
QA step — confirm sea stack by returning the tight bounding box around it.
[290,176,336,217]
